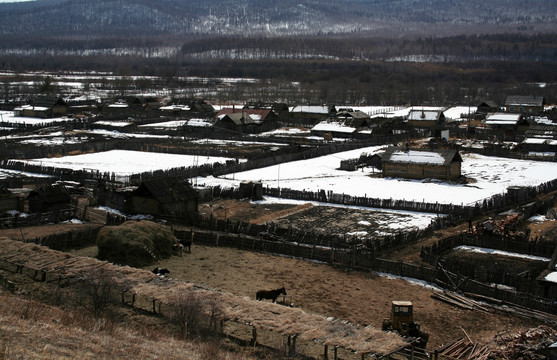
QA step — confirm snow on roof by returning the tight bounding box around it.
[93,121,133,127]
[382,146,461,166]
[388,149,445,165]
[290,105,330,114]
[485,113,521,125]
[187,118,214,127]
[544,272,557,284]
[407,109,442,121]
[312,120,356,133]
[160,105,191,111]
[15,105,49,111]
[522,138,557,145]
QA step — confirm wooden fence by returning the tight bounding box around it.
[185,229,557,315]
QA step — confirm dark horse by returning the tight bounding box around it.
[256,287,287,303]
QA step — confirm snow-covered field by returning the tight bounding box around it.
[18,150,242,182]
[13,145,557,207]
[198,145,557,206]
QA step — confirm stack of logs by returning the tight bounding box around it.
[437,338,491,360]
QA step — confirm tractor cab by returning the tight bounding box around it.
[382,301,428,349]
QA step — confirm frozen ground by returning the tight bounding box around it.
[200,145,557,206]
[12,146,557,206]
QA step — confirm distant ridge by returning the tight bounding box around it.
[0,0,556,37]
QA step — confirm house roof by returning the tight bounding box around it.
[382,146,462,167]
[290,105,334,114]
[485,113,522,125]
[216,108,274,123]
[407,109,444,121]
[133,177,197,204]
[524,125,557,140]
[505,95,545,107]
[311,120,358,133]
[478,100,498,109]
[32,96,66,109]
[218,112,256,126]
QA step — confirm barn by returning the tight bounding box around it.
[14,96,67,118]
[127,176,198,219]
[381,146,462,180]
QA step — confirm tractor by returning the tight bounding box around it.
[382,301,429,349]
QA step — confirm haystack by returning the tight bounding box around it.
[96,220,177,267]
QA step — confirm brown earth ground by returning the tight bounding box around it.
[1,197,555,353]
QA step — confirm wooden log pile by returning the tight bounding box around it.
[489,325,557,359]
[437,338,491,360]
[431,291,490,313]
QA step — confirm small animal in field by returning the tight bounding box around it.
[172,243,184,256]
[179,238,192,253]
[152,267,170,276]
[256,287,287,303]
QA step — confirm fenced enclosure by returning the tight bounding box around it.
[182,228,557,315]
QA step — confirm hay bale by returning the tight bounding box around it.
[96,220,177,267]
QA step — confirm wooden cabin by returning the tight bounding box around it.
[504,95,545,115]
[406,109,446,128]
[382,146,462,180]
[290,105,336,125]
[28,184,71,213]
[14,96,67,118]
[127,177,198,218]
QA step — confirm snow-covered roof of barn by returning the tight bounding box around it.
[407,109,444,121]
[290,105,331,114]
[485,113,521,125]
[311,120,357,133]
[382,146,462,166]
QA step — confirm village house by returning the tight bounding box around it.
[484,113,529,137]
[310,109,371,138]
[289,105,336,125]
[127,176,198,219]
[160,99,215,116]
[405,108,446,128]
[504,95,545,115]
[381,146,462,180]
[244,102,290,123]
[14,96,67,118]
[520,124,557,155]
[215,107,279,134]
[27,184,72,213]
[476,100,499,118]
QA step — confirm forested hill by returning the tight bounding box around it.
[0,0,556,37]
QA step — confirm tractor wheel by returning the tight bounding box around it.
[382,319,392,331]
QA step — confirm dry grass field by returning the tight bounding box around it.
[0,195,555,358]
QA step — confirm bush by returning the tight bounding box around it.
[96,220,177,267]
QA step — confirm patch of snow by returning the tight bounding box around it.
[375,272,444,292]
[455,245,551,262]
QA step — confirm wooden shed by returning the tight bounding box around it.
[127,176,198,218]
[27,184,71,213]
[382,146,462,180]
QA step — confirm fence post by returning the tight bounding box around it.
[324,344,328,360]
